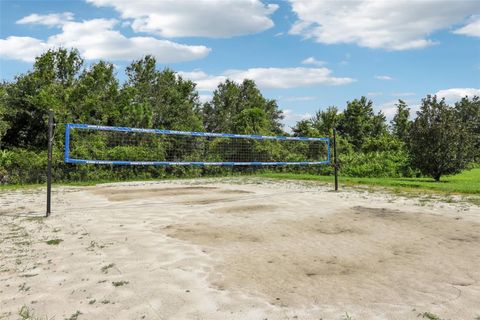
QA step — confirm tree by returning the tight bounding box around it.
[117,87,153,128]
[123,56,203,131]
[291,119,319,137]
[203,79,283,134]
[29,48,83,88]
[337,96,387,151]
[391,100,411,142]
[311,106,339,136]
[0,83,9,147]
[70,61,120,125]
[371,111,388,137]
[408,95,473,181]
[155,69,203,131]
[455,96,480,161]
[2,48,83,149]
[233,108,271,134]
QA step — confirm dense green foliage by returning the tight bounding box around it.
[390,100,410,143]
[0,48,478,184]
[455,96,480,161]
[337,97,388,151]
[409,96,474,181]
[203,79,283,134]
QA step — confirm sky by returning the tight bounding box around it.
[0,0,479,130]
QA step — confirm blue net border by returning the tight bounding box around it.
[64,123,331,166]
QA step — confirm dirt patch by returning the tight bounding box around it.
[167,224,263,245]
[181,197,237,205]
[214,204,277,215]
[166,207,480,309]
[91,186,253,203]
[218,189,253,194]
[92,186,218,201]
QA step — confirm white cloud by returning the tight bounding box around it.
[453,16,480,37]
[435,88,480,104]
[288,0,480,50]
[301,57,326,66]
[0,37,48,62]
[1,17,210,62]
[16,12,74,26]
[87,0,278,38]
[375,75,393,81]
[179,67,355,91]
[367,92,383,97]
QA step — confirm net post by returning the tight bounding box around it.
[64,123,71,162]
[333,128,339,191]
[46,110,54,217]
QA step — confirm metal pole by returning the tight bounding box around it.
[333,128,338,191]
[46,110,53,217]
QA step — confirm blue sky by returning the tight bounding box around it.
[1,0,479,129]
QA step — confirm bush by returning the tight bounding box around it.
[339,150,415,178]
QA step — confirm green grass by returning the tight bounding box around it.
[112,280,129,287]
[0,183,44,191]
[101,263,115,274]
[45,239,63,245]
[18,306,38,320]
[0,174,220,190]
[258,168,480,195]
[419,312,444,320]
[65,311,82,320]
[3,168,479,196]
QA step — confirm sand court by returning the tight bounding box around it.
[1,178,479,319]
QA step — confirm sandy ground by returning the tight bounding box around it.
[1,178,479,320]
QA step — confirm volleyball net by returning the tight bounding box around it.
[64,124,331,166]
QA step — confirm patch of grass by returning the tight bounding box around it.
[418,312,444,320]
[100,299,111,304]
[342,313,353,320]
[112,280,129,287]
[46,239,63,245]
[87,240,105,251]
[0,175,182,190]
[18,283,30,292]
[88,299,96,305]
[18,306,54,320]
[0,183,44,191]
[65,311,82,320]
[101,263,115,274]
[18,306,33,320]
[258,168,480,195]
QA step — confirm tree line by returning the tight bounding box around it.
[0,48,478,183]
